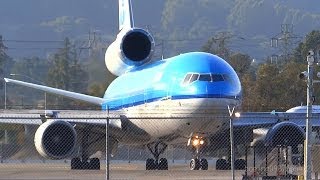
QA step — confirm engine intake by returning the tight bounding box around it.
[264,122,305,153]
[105,28,155,76]
[34,120,77,159]
[122,30,152,61]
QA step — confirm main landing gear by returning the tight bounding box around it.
[145,142,168,170]
[71,157,100,170]
[215,143,245,170]
[216,157,246,170]
[214,145,246,170]
[189,136,208,170]
[71,127,103,170]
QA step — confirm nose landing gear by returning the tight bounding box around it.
[188,136,208,170]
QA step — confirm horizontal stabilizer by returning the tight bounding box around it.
[4,78,105,105]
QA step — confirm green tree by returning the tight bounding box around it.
[9,57,49,108]
[293,30,320,63]
[88,82,107,97]
[11,57,49,83]
[47,37,89,109]
[277,62,306,108]
[251,63,282,111]
[0,36,14,108]
[292,42,304,63]
[202,32,232,59]
[245,62,307,111]
[241,72,256,111]
[0,37,12,79]
[47,38,71,90]
[301,30,320,58]
[227,53,252,77]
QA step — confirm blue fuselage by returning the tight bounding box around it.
[102,52,242,111]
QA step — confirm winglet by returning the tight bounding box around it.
[119,0,134,30]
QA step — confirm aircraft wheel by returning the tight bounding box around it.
[146,158,155,170]
[89,158,100,170]
[200,158,208,170]
[190,158,200,170]
[71,157,82,170]
[216,159,229,170]
[158,158,168,170]
[235,159,246,170]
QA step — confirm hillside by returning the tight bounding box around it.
[1,0,320,60]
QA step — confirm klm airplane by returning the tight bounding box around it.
[3,0,307,171]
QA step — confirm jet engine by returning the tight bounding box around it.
[34,120,77,159]
[105,28,155,76]
[252,122,305,155]
[264,122,304,151]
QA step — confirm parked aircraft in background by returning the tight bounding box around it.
[2,0,316,171]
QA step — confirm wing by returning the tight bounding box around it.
[0,109,121,128]
[233,112,279,128]
[0,110,128,161]
[4,78,105,105]
[0,110,43,125]
[234,111,320,128]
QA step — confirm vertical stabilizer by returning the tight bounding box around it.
[119,0,134,30]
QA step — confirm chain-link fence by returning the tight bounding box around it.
[0,110,319,179]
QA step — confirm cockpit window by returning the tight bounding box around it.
[222,74,235,85]
[182,74,192,84]
[182,73,226,85]
[190,74,199,83]
[199,74,211,81]
[212,74,224,82]
[182,73,199,85]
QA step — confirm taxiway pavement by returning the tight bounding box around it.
[0,161,246,180]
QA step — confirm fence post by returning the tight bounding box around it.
[106,117,110,180]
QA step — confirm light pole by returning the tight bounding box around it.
[304,51,313,180]
[4,81,6,109]
[228,105,235,180]
[9,74,46,110]
[299,50,320,180]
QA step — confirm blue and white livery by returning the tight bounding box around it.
[2,0,315,172]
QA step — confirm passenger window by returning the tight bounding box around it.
[199,74,212,82]
[189,74,199,83]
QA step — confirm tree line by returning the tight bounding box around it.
[0,37,111,110]
[203,30,320,112]
[1,30,320,111]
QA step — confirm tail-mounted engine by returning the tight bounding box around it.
[105,28,155,76]
[34,120,77,159]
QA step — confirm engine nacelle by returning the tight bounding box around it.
[250,123,304,158]
[105,28,155,76]
[34,120,77,159]
[264,122,305,150]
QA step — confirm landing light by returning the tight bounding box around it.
[200,139,204,145]
[192,139,200,146]
[192,138,205,146]
[234,112,241,118]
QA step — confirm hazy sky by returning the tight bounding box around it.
[1,0,320,59]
